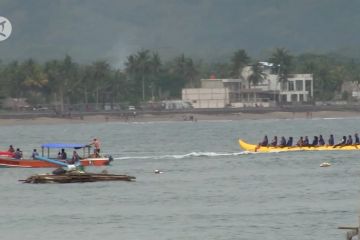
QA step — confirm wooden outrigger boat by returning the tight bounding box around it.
[239,139,360,153]
[0,143,112,168]
[20,171,135,184]
[19,152,134,184]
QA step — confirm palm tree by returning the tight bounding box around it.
[247,63,265,88]
[231,49,250,78]
[268,48,293,90]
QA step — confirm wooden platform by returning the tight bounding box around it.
[20,171,136,184]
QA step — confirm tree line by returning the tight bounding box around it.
[1,48,360,111]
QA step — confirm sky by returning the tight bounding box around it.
[1,0,360,66]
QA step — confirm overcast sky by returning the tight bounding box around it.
[1,0,360,66]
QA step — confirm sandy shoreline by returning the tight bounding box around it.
[0,111,359,125]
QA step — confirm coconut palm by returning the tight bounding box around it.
[247,63,265,88]
[231,49,250,78]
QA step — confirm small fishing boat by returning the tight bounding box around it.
[239,139,360,153]
[20,171,135,184]
[0,143,112,168]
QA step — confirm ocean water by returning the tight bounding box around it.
[0,117,359,240]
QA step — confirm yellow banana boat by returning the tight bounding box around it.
[239,139,360,153]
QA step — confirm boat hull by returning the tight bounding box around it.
[0,157,110,168]
[239,139,360,152]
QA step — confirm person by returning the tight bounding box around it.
[346,135,353,145]
[318,135,325,146]
[334,136,346,148]
[270,136,278,147]
[60,148,67,160]
[31,149,39,159]
[311,136,319,146]
[69,150,80,165]
[355,133,360,144]
[259,135,268,147]
[90,138,101,153]
[14,148,22,159]
[279,136,286,147]
[303,136,309,146]
[286,137,293,147]
[328,134,335,146]
[296,136,304,147]
[8,145,15,153]
[90,148,100,158]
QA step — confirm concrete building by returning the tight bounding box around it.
[182,64,313,108]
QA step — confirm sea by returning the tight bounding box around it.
[0,117,359,240]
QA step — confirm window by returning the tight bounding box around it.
[305,80,312,92]
[296,80,303,91]
[299,94,304,102]
[288,81,294,91]
[291,94,298,102]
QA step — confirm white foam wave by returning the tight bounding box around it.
[114,151,251,160]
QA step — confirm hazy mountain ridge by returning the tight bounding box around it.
[1,0,360,65]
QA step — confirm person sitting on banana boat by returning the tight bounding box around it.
[303,136,310,146]
[311,136,319,146]
[296,136,304,147]
[286,137,293,147]
[279,136,287,147]
[318,135,325,146]
[259,135,268,146]
[354,133,359,144]
[270,136,278,147]
[346,135,353,145]
[328,134,335,146]
[333,136,346,148]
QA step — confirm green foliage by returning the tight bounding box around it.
[1,47,360,108]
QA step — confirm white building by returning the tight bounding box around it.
[182,64,314,108]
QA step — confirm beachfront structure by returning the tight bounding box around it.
[182,65,314,108]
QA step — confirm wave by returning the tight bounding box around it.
[113,151,252,160]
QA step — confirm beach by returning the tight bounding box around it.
[0,110,359,125]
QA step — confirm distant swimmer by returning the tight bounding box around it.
[154,169,163,174]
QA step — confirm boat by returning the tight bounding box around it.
[0,143,112,168]
[239,139,360,153]
[20,171,135,184]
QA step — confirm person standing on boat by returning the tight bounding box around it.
[90,138,101,153]
[31,149,39,159]
[328,134,334,146]
[270,136,277,146]
[318,135,325,146]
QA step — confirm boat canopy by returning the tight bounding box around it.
[41,143,89,149]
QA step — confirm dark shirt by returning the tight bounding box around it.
[318,137,325,146]
[355,135,360,144]
[279,137,286,147]
[328,136,334,146]
[311,137,318,146]
[286,137,293,146]
[346,137,353,145]
[303,137,309,146]
[271,137,277,147]
[260,137,268,146]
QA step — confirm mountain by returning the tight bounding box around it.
[1,0,360,66]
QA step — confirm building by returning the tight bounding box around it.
[182,64,314,108]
